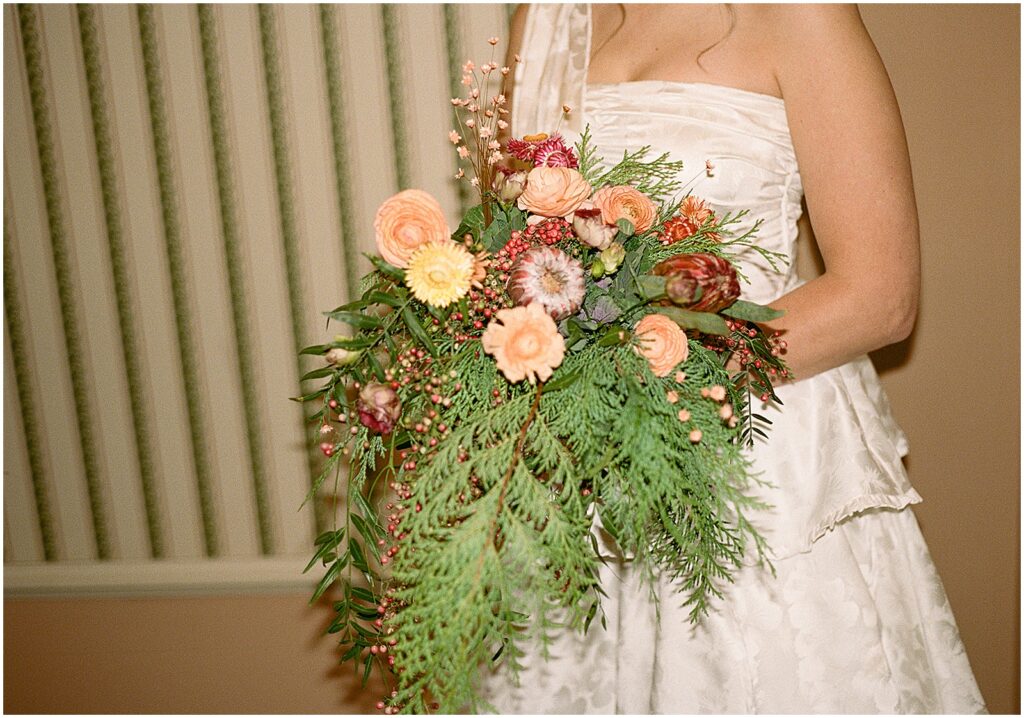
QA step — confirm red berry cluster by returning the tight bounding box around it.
[523,217,574,246]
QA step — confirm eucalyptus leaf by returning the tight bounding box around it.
[616,217,635,236]
[654,306,731,335]
[636,275,667,300]
[721,299,785,323]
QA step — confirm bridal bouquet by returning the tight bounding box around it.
[298,43,788,714]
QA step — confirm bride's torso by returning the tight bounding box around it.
[512,3,922,560]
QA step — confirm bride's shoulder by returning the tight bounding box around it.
[748,4,873,59]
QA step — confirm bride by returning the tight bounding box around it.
[482,4,987,713]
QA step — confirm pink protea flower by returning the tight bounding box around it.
[506,246,585,320]
[533,136,579,168]
[652,253,740,313]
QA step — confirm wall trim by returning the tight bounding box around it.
[4,556,318,598]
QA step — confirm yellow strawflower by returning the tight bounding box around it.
[405,241,475,308]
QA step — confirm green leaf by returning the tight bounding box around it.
[543,370,581,393]
[653,306,731,336]
[597,324,628,346]
[480,215,510,252]
[402,306,438,356]
[349,538,370,573]
[452,204,486,240]
[636,275,666,300]
[365,290,405,308]
[299,344,328,356]
[365,351,387,382]
[721,300,785,323]
[350,586,377,603]
[328,298,370,314]
[326,310,384,330]
[506,204,528,232]
[315,529,342,546]
[362,656,373,686]
[616,217,635,236]
[301,366,335,382]
[292,387,329,403]
[329,335,376,350]
[310,558,344,603]
[340,643,362,661]
[368,254,405,281]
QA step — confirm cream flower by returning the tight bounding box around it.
[633,313,690,377]
[405,241,475,307]
[481,303,565,384]
[374,189,450,268]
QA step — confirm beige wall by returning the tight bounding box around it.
[4,3,1019,715]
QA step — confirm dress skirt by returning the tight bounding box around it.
[479,505,987,714]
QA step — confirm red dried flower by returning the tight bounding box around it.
[505,133,578,168]
[533,136,579,168]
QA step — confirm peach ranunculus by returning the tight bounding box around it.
[633,313,690,377]
[591,185,658,235]
[374,189,450,268]
[481,303,566,384]
[516,166,592,219]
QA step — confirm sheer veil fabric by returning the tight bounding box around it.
[480,3,987,713]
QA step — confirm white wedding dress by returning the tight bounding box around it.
[479,4,987,714]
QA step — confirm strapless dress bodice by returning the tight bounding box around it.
[581,80,804,305]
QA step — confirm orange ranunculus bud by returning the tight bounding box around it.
[591,185,658,235]
[374,189,450,268]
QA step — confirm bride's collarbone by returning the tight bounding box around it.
[587,6,782,99]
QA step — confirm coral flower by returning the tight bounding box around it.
[591,185,658,234]
[405,241,475,307]
[517,166,592,219]
[374,189,450,268]
[481,303,566,384]
[633,313,690,377]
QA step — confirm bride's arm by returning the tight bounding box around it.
[761,4,920,379]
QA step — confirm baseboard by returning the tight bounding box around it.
[4,556,320,598]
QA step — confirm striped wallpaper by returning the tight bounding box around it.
[3,3,513,594]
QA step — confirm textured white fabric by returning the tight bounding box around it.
[482,3,988,713]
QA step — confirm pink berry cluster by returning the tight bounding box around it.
[704,319,789,402]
